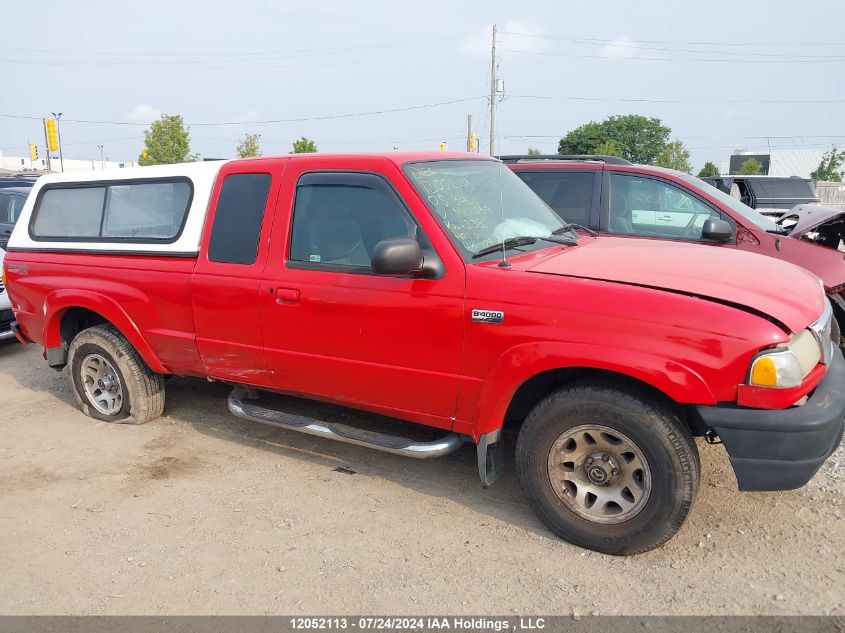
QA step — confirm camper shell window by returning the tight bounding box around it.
[30,178,192,243]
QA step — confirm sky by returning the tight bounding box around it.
[1,0,844,172]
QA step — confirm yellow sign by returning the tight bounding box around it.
[29,143,39,161]
[44,118,59,152]
[438,142,447,151]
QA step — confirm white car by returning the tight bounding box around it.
[0,247,15,341]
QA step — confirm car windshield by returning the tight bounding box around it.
[678,173,779,232]
[404,159,566,256]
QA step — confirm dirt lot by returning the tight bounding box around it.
[0,342,842,615]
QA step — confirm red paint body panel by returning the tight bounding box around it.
[6,252,203,375]
[191,157,287,387]
[2,152,829,442]
[525,237,823,335]
[258,156,466,430]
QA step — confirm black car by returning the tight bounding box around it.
[701,175,819,219]
[0,186,31,250]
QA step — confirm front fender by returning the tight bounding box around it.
[473,341,716,438]
[43,289,168,374]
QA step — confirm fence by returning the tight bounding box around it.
[817,181,845,211]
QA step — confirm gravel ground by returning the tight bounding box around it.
[0,342,842,615]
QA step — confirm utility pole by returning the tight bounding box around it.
[489,24,497,156]
[52,111,64,172]
[466,114,473,152]
[97,145,104,168]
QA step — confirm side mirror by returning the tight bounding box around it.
[702,218,734,242]
[371,237,423,275]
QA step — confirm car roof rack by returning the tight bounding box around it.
[497,154,633,166]
[497,154,634,165]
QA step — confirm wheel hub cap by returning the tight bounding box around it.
[81,354,123,416]
[548,425,652,524]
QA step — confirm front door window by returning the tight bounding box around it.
[608,174,721,241]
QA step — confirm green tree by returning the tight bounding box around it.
[654,139,692,173]
[138,114,191,165]
[236,133,261,158]
[736,158,764,175]
[558,114,671,164]
[291,137,317,154]
[594,140,623,157]
[697,161,720,178]
[527,147,541,155]
[810,148,845,182]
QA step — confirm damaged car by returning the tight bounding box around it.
[504,155,845,346]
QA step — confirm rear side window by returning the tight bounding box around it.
[33,187,105,238]
[514,171,596,225]
[208,173,272,264]
[752,179,816,199]
[31,179,191,241]
[0,192,29,224]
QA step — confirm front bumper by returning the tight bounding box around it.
[697,349,845,491]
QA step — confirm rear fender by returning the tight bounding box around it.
[473,342,715,439]
[42,289,168,374]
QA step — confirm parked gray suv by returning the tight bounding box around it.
[702,175,819,219]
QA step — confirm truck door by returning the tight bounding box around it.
[191,159,285,387]
[259,158,465,431]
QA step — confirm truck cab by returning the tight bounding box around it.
[4,153,844,555]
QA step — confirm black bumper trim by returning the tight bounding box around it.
[697,349,845,491]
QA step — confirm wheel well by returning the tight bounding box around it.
[503,367,705,436]
[49,307,111,368]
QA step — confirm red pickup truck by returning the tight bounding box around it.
[4,152,843,555]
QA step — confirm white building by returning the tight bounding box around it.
[721,148,836,179]
[0,151,135,173]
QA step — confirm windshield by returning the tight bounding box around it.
[678,173,779,232]
[404,159,566,256]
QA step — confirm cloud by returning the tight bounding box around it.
[234,109,262,124]
[597,35,638,59]
[124,104,161,124]
[461,21,547,58]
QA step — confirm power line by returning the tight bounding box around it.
[505,134,845,140]
[497,30,845,48]
[0,35,467,60]
[0,51,459,70]
[508,94,845,104]
[0,97,485,127]
[500,48,845,63]
[499,31,845,59]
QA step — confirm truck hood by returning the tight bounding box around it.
[523,237,824,334]
[779,203,845,237]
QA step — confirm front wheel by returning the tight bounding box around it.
[68,325,165,424]
[516,382,700,555]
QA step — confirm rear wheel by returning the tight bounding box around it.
[68,325,165,424]
[516,382,700,555]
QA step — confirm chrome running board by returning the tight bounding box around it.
[227,387,465,459]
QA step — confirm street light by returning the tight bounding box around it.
[97,145,104,169]
[51,111,64,172]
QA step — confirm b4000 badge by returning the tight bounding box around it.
[471,309,504,324]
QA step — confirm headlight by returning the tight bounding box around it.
[749,350,803,388]
[748,329,821,388]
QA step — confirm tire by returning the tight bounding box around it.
[516,382,700,555]
[832,314,842,348]
[68,325,165,424]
